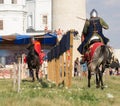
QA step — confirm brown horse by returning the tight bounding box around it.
[26,44,41,82]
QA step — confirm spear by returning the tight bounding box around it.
[76,16,88,21]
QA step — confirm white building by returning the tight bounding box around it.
[52,0,86,33]
[0,0,86,34]
[25,0,52,32]
[0,0,52,35]
[0,0,26,35]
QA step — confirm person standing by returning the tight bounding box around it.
[74,57,80,76]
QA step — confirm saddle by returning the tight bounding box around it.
[84,40,104,63]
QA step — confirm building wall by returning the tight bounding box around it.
[0,0,26,35]
[25,0,35,29]
[25,0,52,31]
[0,12,26,35]
[52,0,86,33]
[0,0,85,34]
[35,0,52,31]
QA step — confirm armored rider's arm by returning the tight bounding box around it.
[81,20,89,42]
[100,18,109,29]
[82,19,90,36]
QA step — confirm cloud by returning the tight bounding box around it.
[104,0,120,6]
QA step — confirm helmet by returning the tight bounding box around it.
[90,9,98,17]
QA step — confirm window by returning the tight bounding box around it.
[27,15,32,28]
[42,15,48,25]
[0,0,4,3]
[11,0,17,4]
[0,20,3,30]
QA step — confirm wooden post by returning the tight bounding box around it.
[68,30,74,87]
[53,58,56,83]
[49,60,52,81]
[21,54,24,79]
[13,62,17,91]
[51,59,54,82]
[65,51,69,87]
[47,61,50,80]
[55,58,60,86]
[17,57,21,93]
[61,54,65,83]
[57,57,60,84]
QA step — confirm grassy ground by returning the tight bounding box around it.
[0,75,120,106]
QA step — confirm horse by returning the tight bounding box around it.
[109,56,120,75]
[110,56,119,69]
[84,39,113,89]
[26,44,41,82]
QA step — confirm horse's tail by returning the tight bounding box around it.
[97,45,107,65]
[100,45,107,55]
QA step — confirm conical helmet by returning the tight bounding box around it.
[90,9,98,17]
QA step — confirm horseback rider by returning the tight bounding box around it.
[32,38,45,64]
[78,9,109,55]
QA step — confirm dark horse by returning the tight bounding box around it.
[84,41,112,89]
[26,44,41,82]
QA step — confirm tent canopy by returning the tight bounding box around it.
[39,32,57,45]
[0,32,57,45]
[0,33,32,44]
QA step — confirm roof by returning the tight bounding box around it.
[39,32,57,45]
[0,33,31,44]
[0,32,57,45]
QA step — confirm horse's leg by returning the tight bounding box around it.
[100,65,105,89]
[88,69,91,88]
[96,72,100,88]
[30,69,35,82]
[96,67,100,88]
[96,65,104,89]
[36,67,40,81]
[99,71,104,89]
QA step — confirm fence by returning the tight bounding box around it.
[47,30,77,88]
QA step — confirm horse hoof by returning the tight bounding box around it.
[88,85,90,88]
[39,79,42,82]
[101,86,104,90]
[96,85,100,88]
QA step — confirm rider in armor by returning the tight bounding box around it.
[78,9,109,54]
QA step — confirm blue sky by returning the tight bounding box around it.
[86,0,120,49]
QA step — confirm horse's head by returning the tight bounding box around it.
[26,48,40,69]
[109,53,120,69]
[27,44,34,51]
[26,44,37,63]
[27,44,35,56]
[103,46,115,67]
